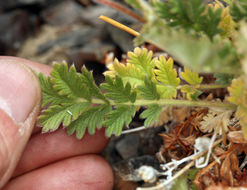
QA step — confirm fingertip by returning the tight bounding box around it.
[0,59,42,187]
[4,155,114,190]
[14,128,109,176]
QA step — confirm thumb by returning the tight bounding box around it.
[0,61,41,188]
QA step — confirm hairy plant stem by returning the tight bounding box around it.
[189,84,228,89]
[78,98,236,110]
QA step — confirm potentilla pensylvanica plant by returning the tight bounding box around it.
[37,0,247,189]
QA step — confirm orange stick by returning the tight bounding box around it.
[99,15,140,37]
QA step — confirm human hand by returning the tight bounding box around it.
[0,57,113,190]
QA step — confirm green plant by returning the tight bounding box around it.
[38,48,235,138]
[37,0,247,189]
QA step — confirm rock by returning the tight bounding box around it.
[0,10,36,54]
[116,134,140,159]
[80,5,117,26]
[41,0,85,26]
[68,40,115,65]
[0,0,45,11]
[37,26,102,55]
[17,25,68,64]
[0,0,64,11]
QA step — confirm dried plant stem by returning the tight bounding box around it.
[137,138,223,190]
[121,125,146,134]
[99,15,140,37]
[96,0,145,23]
[164,138,223,187]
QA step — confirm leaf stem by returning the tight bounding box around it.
[78,98,236,110]
[130,99,236,109]
[176,84,228,90]
[197,84,229,89]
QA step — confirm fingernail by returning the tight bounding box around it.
[0,62,40,122]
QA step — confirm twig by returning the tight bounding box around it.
[96,0,145,23]
[121,125,146,134]
[240,155,247,170]
[99,15,140,37]
[137,138,223,190]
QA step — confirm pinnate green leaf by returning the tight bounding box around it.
[127,47,155,79]
[81,66,108,102]
[38,73,71,107]
[181,85,202,100]
[155,0,222,39]
[214,73,234,85]
[104,105,136,136]
[67,104,111,138]
[228,77,245,105]
[155,56,180,87]
[140,104,162,127]
[157,85,177,99]
[181,67,203,85]
[137,77,160,100]
[228,77,247,137]
[39,102,90,132]
[230,0,247,22]
[104,59,144,87]
[51,62,91,101]
[101,75,136,103]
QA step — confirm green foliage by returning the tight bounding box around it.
[230,0,247,22]
[127,46,155,79]
[180,68,203,100]
[228,77,247,137]
[36,1,247,188]
[155,0,222,39]
[67,104,111,138]
[155,57,180,86]
[137,19,240,74]
[104,105,136,136]
[38,73,71,107]
[181,67,203,85]
[214,73,234,85]
[137,78,160,100]
[81,67,108,102]
[39,43,238,139]
[140,104,162,126]
[38,64,111,138]
[39,46,217,138]
[51,62,90,101]
[101,76,136,103]
[104,59,145,87]
[39,102,90,132]
[154,56,180,99]
[171,172,188,190]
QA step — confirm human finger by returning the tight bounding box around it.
[0,60,41,188]
[3,155,113,190]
